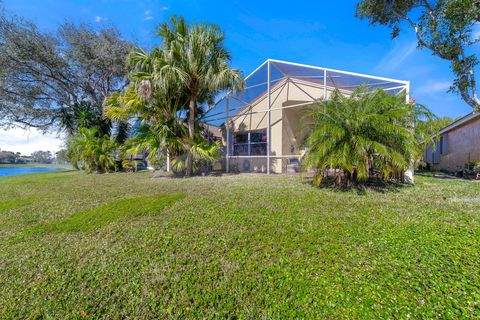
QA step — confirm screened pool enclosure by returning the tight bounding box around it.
[201,59,410,174]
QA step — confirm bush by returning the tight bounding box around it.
[67,127,117,173]
[148,155,166,171]
[303,88,419,187]
[122,159,141,173]
[417,160,432,171]
[465,161,480,171]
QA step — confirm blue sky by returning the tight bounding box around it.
[1,0,477,154]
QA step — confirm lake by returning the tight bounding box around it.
[0,167,60,177]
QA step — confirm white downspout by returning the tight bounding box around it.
[405,81,415,184]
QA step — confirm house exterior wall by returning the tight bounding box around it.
[227,79,331,173]
[429,116,480,171]
[282,105,309,156]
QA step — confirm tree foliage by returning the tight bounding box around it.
[55,149,69,164]
[0,11,133,133]
[303,88,432,187]
[31,150,53,164]
[427,116,454,133]
[356,0,480,111]
[67,127,117,173]
[150,16,244,175]
[0,150,18,164]
[105,16,244,176]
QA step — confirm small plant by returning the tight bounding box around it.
[465,161,480,171]
[475,163,480,172]
[148,155,166,171]
[122,159,141,173]
[171,141,222,175]
[417,160,431,171]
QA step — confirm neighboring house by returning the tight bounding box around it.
[202,59,411,175]
[201,123,223,144]
[424,112,480,172]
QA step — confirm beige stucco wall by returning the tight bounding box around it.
[227,79,331,173]
[282,106,309,156]
[433,117,480,171]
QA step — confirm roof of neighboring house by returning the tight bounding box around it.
[202,124,223,139]
[439,112,480,135]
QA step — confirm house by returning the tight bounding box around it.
[201,123,223,143]
[202,59,412,178]
[424,112,480,172]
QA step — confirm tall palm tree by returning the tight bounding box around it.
[303,87,420,187]
[153,16,244,176]
[104,77,188,168]
[105,16,244,176]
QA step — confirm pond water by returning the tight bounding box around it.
[0,167,60,177]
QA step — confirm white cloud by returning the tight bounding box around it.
[415,81,452,94]
[375,40,417,73]
[144,9,154,20]
[473,23,480,41]
[143,6,169,21]
[0,128,64,155]
[94,16,106,23]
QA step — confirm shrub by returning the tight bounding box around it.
[67,127,117,173]
[465,161,480,171]
[303,88,419,187]
[122,159,142,173]
[148,155,166,171]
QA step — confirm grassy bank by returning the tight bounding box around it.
[0,171,479,318]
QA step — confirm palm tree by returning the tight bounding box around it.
[105,16,244,176]
[67,127,117,173]
[303,87,419,187]
[153,16,244,176]
[104,81,187,169]
[59,101,111,137]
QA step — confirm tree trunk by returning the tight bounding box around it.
[185,97,196,177]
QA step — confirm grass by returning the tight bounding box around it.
[0,171,479,319]
[0,197,34,212]
[19,194,184,236]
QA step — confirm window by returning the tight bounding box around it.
[233,129,267,156]
[433,140,441,164]
[440,135,448,155]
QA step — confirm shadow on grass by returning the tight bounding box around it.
[415,170,449,178]
[301,176,408,195]
[150,170,240,179]
[11,194,185,242]
[417,170,476,181]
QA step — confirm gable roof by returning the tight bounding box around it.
[439,112,480,135]
[201,59,409,126]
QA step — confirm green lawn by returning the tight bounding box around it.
[0,171,479,319]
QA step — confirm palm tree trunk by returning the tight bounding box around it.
[185,97,196,176]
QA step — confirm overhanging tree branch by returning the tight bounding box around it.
[358,0,480,111]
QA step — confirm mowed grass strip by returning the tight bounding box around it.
[0,198,34,212]
[21,194,184,236]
